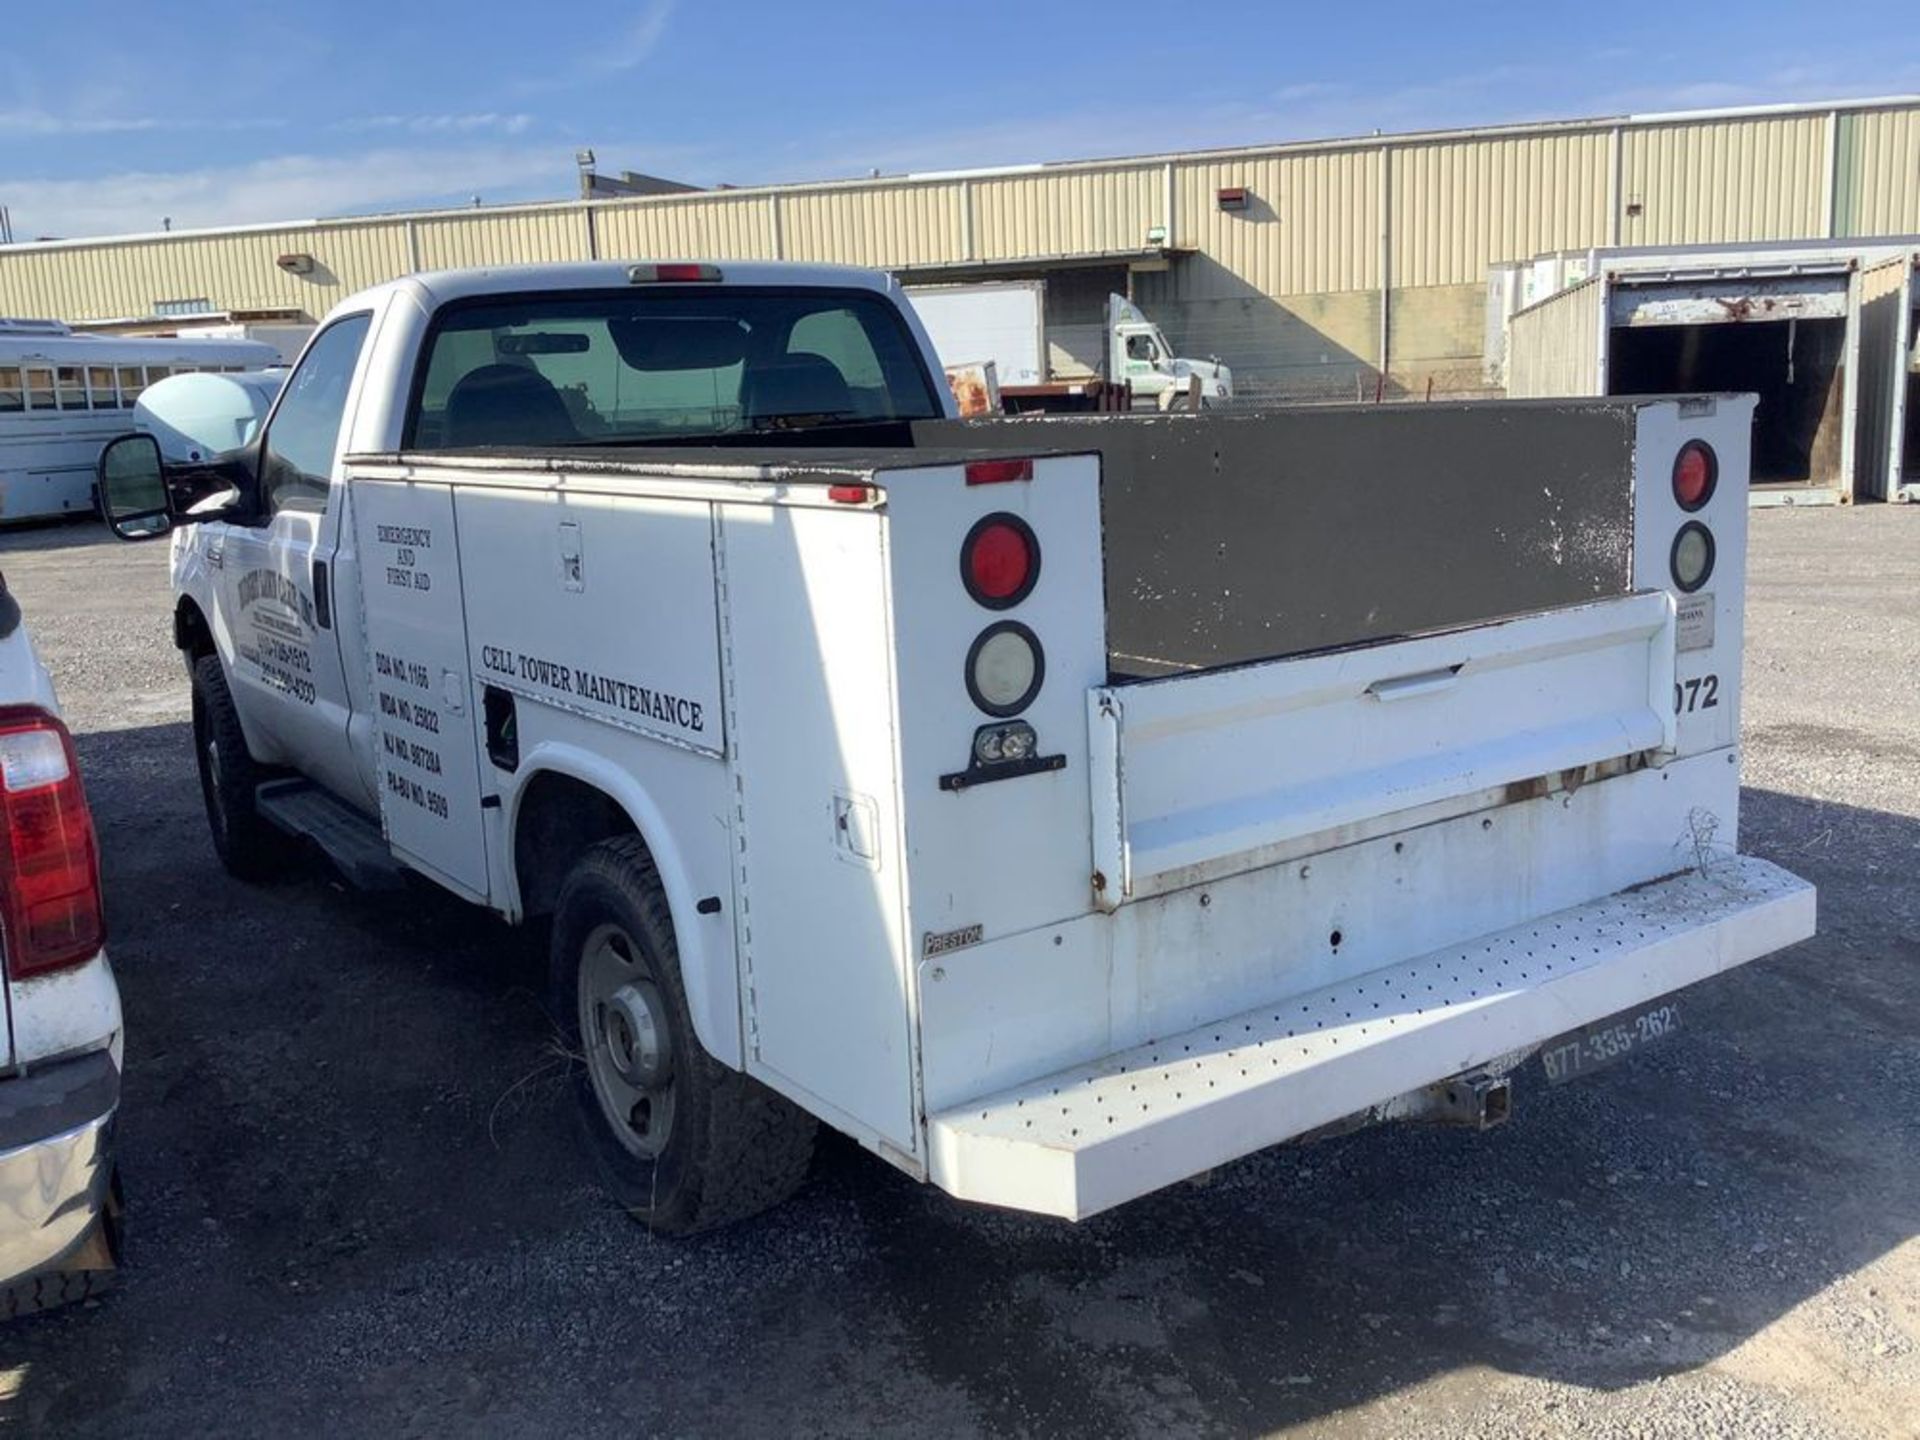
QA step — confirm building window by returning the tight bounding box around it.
[153,297,214,318]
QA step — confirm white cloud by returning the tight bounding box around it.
[593,0,675,74]
[0,109,286,137]
[1,143,570,240]
[516,0,674,93]
[0,109,158,136]
[336,113,536,136]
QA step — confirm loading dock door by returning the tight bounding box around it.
[1605,267,1859,498]
[1607,273,1850,328]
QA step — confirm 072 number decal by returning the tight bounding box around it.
[1674,674,1719,714]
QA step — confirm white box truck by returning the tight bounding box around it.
[96,259,1812,1233]
[905,280,1232,412]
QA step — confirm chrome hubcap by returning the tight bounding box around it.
[578,923,676,1159]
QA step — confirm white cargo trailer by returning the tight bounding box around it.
[905,281,1231,412]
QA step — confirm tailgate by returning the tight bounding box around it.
[1089,590,1676,907]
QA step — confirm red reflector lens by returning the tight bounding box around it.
[827,483,875,504]
[960,513,1040,609]
[969,523,1031,601]
[965,458,1034,486]
[1672,441,1717,511]
[0,707,103,978]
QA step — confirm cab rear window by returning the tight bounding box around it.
[407,287,942,449]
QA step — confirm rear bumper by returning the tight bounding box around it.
[929,855,1814,1220]
[0,1049,120,1286]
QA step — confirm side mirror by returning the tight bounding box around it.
[97,434,174,541]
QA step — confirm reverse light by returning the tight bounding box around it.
[1673,440,1718,511]
[627,262,723,284]
[1670,521,1716,593]
[0,707,104,978]
[965,621,1044,717]
[960,513,1040,608]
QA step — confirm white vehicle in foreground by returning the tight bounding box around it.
[0,573,121,1314]
[97,260,1812,1232]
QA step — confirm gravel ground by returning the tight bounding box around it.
[0,507,1914,1438]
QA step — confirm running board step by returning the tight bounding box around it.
[255,779,407,891]
[928,856,1815,1221]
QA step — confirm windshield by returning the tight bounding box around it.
[407,286,943,448]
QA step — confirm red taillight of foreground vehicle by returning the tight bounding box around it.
[961,513,1041,609]
[0,707,104,978]
[1673,440,1718,511]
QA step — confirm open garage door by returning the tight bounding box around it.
[1605,267,1857,503]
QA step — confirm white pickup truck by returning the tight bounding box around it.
[97,259,1814,1234]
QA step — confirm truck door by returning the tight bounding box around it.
[217,310,378,811]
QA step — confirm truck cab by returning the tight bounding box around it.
[1107,294,1232,408]
[96,260,1812,1234]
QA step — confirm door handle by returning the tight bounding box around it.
[312,559,332,629]
[1366,664,1462,702]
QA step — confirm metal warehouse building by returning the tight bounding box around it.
[1,96,1917,404]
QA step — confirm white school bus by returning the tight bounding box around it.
[0,320,277,522]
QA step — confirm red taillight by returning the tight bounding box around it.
[827,483,876,505]
[0,707,104,979]
[1673,440,1717,511]
[965,458,1034,487]
[961,513,1040,609]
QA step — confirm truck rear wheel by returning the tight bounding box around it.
[190,654,291,882]
[551,837,816,1235]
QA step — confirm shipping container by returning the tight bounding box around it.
[1853,251,1920,501]
[1503,244,1920,502]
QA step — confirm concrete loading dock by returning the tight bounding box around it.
[1505,238,1920,503]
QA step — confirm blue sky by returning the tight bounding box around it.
[3,0,1918,240]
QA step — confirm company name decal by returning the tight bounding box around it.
[479,645,705,733]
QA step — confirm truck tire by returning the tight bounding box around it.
[190,654,291,882]
[552,837,816,1235]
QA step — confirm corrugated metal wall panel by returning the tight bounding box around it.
[1620,116,1826,246]
[0,222,414,322]
[1506,278,1605,398]
[1170,147,1379,295]
[1391,132,1611,288]
[594,193,777,260]
[1851,257,1914,500]
[783,183,964,267]
[1836,108,1920,237]
[413,209,586,270]
[972,167,1160,262]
